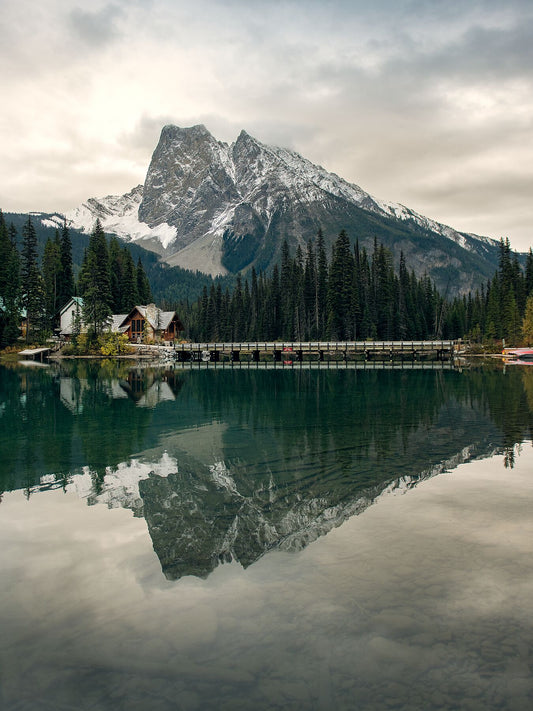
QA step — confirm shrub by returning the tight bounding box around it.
[99,333,132,356]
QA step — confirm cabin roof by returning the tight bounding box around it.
[59,296,83,316]
[119,305,181,331]
[110,314,128,332]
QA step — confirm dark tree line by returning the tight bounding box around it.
[0,213,152,346]
[442,238,533,343]
[3,212,533,349]
[185,233,533,344]
[186,230,445,342]
[0,212,21,345]
[77,220,152,337]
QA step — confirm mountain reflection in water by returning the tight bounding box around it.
[2,360,533,581]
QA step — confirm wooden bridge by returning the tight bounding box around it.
[168,340,459,363]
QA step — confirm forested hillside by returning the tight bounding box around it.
[184,232,533,345]
[2,211,533,349]
[4,212,216,305]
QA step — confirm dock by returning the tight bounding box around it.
[17,347,51,362]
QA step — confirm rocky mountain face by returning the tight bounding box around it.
[63,124,508,293]
[139,444,484,581]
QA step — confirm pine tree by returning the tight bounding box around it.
[58,221,75,309]
[315,230,328,337]
[293,245,305,340]
[522,294,533,345]
[119,248,138,312]
[230,275,244,340]
[351,241,362,339]
[184,235,459,343]
[327,230,354,339]
[80,219,111,308]
[358,248,373,338]
[502,287,521,344]
[372,243,394,338]
[198,285,209,340]
[525,249,533,299]
[0,212,21,345]
[248,267,259,341]
[303,241,316,339]
[396,252,410,340]
[268,265,281,340]
[280,240,294,339]
[206,283,218,339]
[484,277,500,341]
[136,257,152,304]
[78,220,112,337]
[220,288,231,341]
[42,233,62,329]
[0,210,11,301]
[108,237,123,313]
[20,217,45,341]
[78,249,111,337]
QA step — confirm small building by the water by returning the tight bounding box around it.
[117,305,184,343]
[59,297,84,338]
[59,298,184,343]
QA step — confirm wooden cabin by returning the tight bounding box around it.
[59,299,184,343]
[117,304,184,343]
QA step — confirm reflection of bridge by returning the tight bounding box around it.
[168,340,459,363]
[172,361,458,371]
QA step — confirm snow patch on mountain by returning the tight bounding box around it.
[67,451,178,515]
[370,197,472,250]
[209,461,240,495]
[38,214,65,230]
[62,185,177,249]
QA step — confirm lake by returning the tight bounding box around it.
[1,359,533,710]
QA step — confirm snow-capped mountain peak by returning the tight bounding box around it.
[52,124,501,291]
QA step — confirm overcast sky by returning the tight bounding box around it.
[2,0,533,251]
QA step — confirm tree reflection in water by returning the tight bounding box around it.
[1,360,533,579]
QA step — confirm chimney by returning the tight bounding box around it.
[146,303,159,327]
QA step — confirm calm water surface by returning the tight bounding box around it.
[1,360,533,710]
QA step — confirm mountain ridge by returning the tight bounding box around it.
[37,124,513,294]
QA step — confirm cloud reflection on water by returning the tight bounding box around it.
[1,447,533,709]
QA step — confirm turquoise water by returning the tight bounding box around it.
[0,360,532,710]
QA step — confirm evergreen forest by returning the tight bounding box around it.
[0,213,152,346]
[185,230,533,345]
[2,211,533,349]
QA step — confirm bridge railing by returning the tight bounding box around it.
[171,340,457,352]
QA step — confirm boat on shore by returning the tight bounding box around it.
[502,348,533,364]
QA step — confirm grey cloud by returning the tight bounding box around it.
[2,0,533,249]
[411,19,533,83]
[120,115,178,157]
[68,4,123,48]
